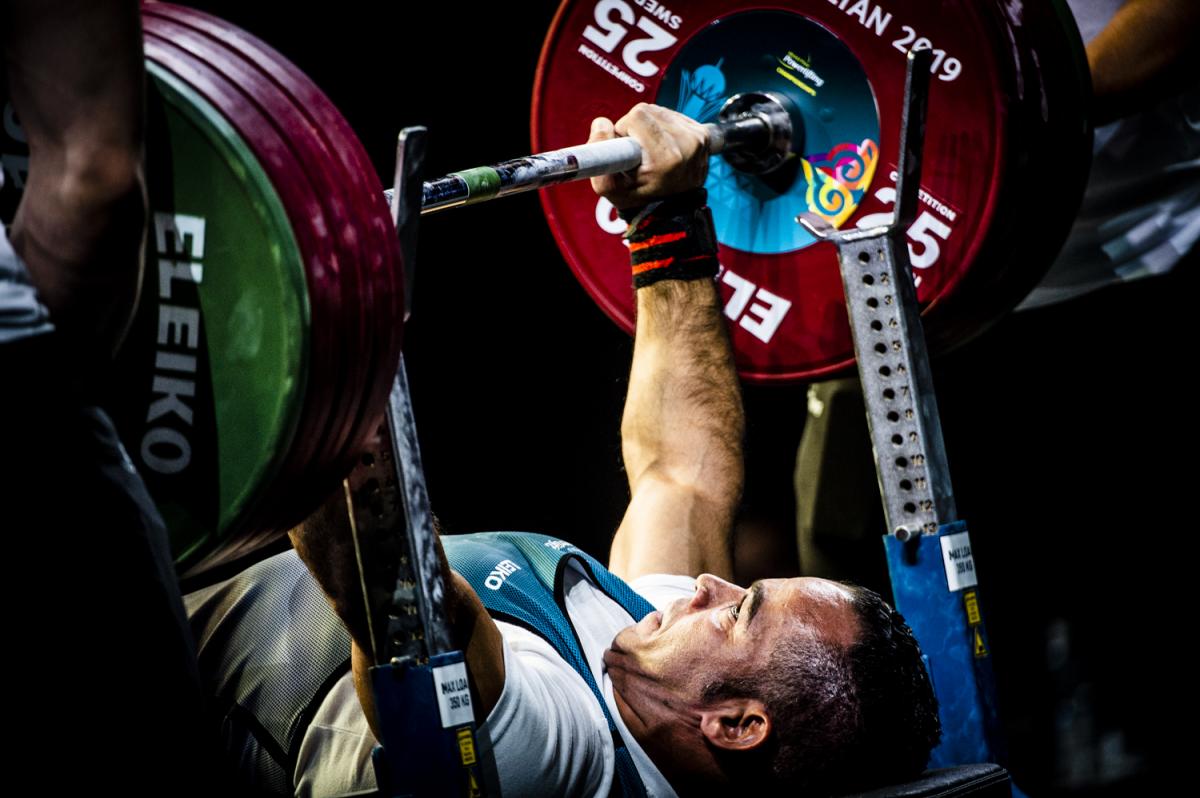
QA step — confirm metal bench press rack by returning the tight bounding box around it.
[799,49,1007,776]
[342,126,490,798]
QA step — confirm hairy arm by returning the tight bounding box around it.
[1,0,147,363]
[608,279,743,581]
[1087,0,1200,125]
[588,105,745,582]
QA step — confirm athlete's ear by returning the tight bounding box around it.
[698,698,771,751]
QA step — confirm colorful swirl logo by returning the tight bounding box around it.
[802,138,879,226]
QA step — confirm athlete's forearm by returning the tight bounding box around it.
[288,490,376,652]
[591,105,746,578]
[622,277,744,527]
[289,489,460,659]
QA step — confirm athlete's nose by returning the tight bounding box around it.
[690,573,745,609]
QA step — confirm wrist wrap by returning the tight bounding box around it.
[620,188,719,289]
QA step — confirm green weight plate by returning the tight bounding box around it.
[145,8,395,520]
[145,19,367,517]
[148,3,406,485]
[115,62,309,566]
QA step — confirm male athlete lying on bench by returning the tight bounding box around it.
[185,104,940,797]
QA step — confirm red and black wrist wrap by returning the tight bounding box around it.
[620,188,719,289]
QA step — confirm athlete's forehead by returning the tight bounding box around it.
[755,577,860,647]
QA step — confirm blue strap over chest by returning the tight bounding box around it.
[443,532,655,798]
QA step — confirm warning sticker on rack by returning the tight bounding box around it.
[433,661,473,728]
[963,590,982,626]
[974,627,989,658]
[456,728,477,766]
[940,531,978,591]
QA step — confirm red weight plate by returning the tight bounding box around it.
[922,0,1090,353]
[142,35,350,521]
[146,14,374,517]
[533,0,1090,382]
[147,4,404,483]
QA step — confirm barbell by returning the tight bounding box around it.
[0,0,1092,573]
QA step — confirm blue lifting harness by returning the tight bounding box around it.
[373,531,655,798]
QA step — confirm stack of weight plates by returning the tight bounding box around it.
[117,4,401,576]
[533,0,1092,382]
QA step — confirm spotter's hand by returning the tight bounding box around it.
[589,104,710,211]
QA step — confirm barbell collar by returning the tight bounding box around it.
[716,91,801,175]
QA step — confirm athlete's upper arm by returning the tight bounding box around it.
[607,470,734,582]
[449,571,506,721]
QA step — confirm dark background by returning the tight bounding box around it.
[193,2,1190,794]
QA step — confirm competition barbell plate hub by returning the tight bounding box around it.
[662,12,880,256]
[533,0,1091,383]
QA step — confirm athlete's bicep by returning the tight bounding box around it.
[449,571,506,721]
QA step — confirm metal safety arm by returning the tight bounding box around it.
[798,48,954,540]
[341,127,489,798]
